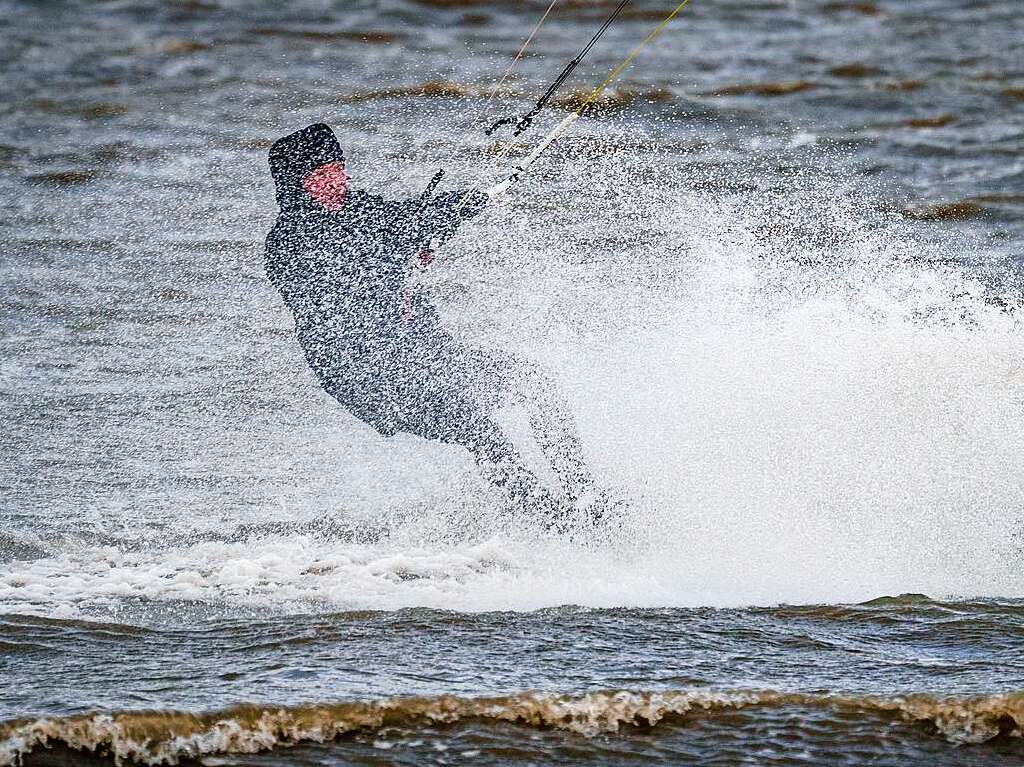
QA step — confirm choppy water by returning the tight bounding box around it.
[2,0,1024,764]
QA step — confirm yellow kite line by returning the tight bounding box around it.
[487,0,695,198]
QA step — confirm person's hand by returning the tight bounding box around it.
[462,189,489,217]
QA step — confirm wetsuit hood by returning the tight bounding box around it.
[269,123,345,211]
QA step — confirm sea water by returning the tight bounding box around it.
[2,0,1023,764]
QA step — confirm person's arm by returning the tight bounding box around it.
[341,191,416,259]
[415,189,489,246]
[347,188,488,259]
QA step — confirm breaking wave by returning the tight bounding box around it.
[6,115,1024,617]
[3,688,1021,765]
[5,153,1024,617]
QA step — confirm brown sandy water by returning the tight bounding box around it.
[4,600,1024,765]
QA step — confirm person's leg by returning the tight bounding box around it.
[459,414,556,511]
[518,363,591,500]
[389,362,558,513]
[469,351,592,502]
[317,369,401,437]
[323,362,556,513]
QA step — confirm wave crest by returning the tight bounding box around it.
[2,688,1022,765]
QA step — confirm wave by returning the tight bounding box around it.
[2,688,1022,766]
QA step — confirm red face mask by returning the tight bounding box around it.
[302,161,349,211]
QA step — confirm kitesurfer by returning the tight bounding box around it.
[264,123,592,518]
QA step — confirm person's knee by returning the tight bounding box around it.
[319,377,401,437]
[465,422,518,466]
[515,363,571,414]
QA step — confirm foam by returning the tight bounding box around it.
[2,688,1021,765]
[6,146,1024,617]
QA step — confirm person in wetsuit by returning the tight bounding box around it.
[264,123,591,516]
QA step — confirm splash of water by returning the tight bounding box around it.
[4,136,1023,616]
[4,688,1022,766]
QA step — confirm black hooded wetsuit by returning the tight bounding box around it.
[264,124,555,504]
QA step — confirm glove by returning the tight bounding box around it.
[460,189,489,219]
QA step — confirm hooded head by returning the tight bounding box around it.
[269,123,349,212]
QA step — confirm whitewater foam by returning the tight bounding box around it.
[5,146,1023,617]
[2,688,1021,766]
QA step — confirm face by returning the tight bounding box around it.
[302,161,349,211]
